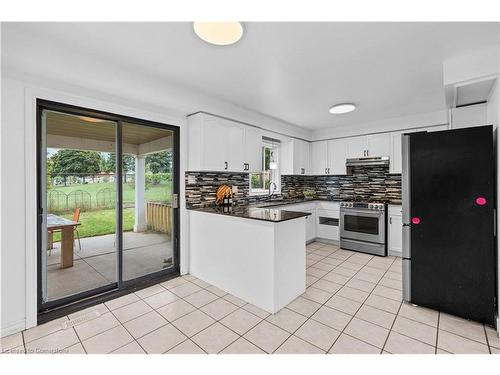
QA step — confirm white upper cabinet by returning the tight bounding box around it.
[366,133,391,157]
[310,139,347,175]
[282,138,310,175]
[327,139,347,175]
[188,113,261,173]
[311,140,328,175]
[225,120,245,172]
[294,139,310,175]
[346,136,368,158]
[199,116,228,171]
[344,133,391,159]
[390,131,404,174]
[243,126,263,173]
[416,124,449,132]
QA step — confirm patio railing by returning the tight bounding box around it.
[146,202,172,235]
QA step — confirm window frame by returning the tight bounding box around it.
[249,140,281,196]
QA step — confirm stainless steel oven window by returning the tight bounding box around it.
[343,214,379,235]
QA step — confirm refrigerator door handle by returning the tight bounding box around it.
[402,224,411,259]
[401,133,411,260]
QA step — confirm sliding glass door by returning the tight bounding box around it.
[38,100,179,313]
[121,123,176,282]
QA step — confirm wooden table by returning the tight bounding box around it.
[47,214,80,268]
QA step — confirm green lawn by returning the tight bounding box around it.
[49,181,171,206]
[49,181,170,240]
[52,207,135,242]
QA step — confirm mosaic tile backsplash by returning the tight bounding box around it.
[185,166,401,209]
[281,166,401,204]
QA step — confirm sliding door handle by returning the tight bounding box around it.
[172,194,179,209]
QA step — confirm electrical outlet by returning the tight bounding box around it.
[187,175,196,185]
[232,185,238,194]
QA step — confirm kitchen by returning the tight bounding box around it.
[1,18,500,359]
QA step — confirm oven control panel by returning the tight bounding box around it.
[340,202,385,210]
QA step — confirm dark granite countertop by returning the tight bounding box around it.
[188,205,311,223]
[254,197,341,208]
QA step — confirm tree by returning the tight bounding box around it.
[146,151,172,174]
[100,153,135,182]
[50,149,102,185]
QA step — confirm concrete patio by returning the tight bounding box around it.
[46,231,173,301]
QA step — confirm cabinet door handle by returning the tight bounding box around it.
[328,168,330,174]
[325,168,327,174]
[389,217,392,224]
[246,163,249,171]
[224,161,228,170]
[366,149,369,156]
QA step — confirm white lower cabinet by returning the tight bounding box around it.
[305,209,316,242]
[388,205,403,257]
[273,201,339,242]
[316,209,339,241]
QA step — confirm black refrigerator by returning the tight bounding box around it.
[402,125,496,326]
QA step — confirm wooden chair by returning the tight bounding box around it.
[72,208,82,251]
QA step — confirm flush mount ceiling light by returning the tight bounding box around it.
[329,103,356,114]
[193,22,243,45]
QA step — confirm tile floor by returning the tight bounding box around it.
[2,241,499,354]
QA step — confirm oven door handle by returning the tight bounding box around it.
[340,209,385,217]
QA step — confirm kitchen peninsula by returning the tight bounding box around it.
[188,206,310,313]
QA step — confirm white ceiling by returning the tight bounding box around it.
[2,22,499,130]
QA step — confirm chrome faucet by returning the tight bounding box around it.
[268,182,277,199]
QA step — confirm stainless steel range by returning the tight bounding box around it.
[339,201,387,257]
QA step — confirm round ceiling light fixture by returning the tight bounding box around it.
[193,22,243,45]
[329,103,356,114]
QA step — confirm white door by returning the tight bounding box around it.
[226,121,245,172]
[328,139,347,175]
[388,214,403,256]
[203,117,228,171]
[366,133,391,157]
[345,136,367,158]
[311,141,328,175]
[244,127,262,172]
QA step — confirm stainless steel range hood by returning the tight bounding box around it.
[345,156,389,167]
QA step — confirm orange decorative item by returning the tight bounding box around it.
[216,185,233,206]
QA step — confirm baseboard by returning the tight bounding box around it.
[1,319,26,338]
[314,238,340,246]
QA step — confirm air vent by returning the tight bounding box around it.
[61,310,101,329]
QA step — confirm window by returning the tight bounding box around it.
[250,140,280,194]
